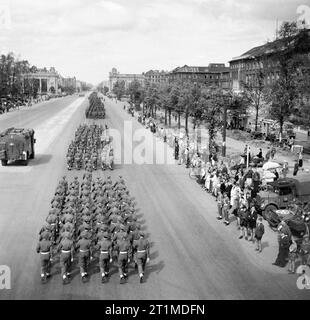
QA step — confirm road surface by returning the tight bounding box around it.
[0,95,309,300]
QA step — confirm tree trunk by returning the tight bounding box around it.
[168,109,171,127]
[185,111,189,136]
[164,107,167,126]
[178,112,181,129]
[255,104,259,131]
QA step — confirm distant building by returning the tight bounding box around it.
[109,68,145,91]
[143,70,169,85]
[22,67,60,95]
[168,63,231,90]
[59,77,77,91]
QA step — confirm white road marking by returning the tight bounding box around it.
[0,98,85,173]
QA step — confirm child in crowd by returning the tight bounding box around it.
[255,218,265,252]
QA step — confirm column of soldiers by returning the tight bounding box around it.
[37,174,150,284]
[66,124,102,171]
[67,124,113,171]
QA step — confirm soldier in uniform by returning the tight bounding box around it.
[96,232,113,283]
[115,234,131,284]
[57,234,74,284]
[36,233,53,282]
[76,232,93,281]
[133,231,150,283]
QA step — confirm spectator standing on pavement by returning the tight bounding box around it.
[273,232,290,267]
[247,204,257,242]
[255,217,265,252]
[271,146,276,160]
[216,192,223,220]
[293,160,299,176]
[223,193,230,225]
[298,152,303,168]
[288,240,297,274]
[265,148,271,162]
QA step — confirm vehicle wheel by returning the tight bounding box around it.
[1,159,8,166]
[30,149,35,159]
[263,204,277,220]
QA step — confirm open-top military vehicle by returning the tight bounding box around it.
[0,128,36,166]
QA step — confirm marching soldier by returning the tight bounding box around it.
[76,232,93,282]
[133,231,150,283]
[36,233,53,283]
[96,232,113,283]
[58,234,74,284]
[115,234,131,284]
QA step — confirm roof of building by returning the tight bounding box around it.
[171,64,229,74]
[230,28,310,62]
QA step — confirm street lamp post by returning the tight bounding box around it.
[222,102,227,157]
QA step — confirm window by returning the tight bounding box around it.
[279,187,292,196]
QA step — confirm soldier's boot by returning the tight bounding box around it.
[139,273,144,284]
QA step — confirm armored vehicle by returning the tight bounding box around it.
[0,128,36,166]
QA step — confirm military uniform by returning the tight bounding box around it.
[116,237,131,283]
[97,233,113,280]
[58,237,74,281]
[134,232,150,282]
[76,236,92,278]
[36,237,53,278]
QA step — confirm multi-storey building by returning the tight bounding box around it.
[229,28,310,93]
[143,70,169,85]
[168,63,231,90]
[109,68,145,91]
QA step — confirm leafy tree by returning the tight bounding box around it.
[113,80,126,101]
[241,68,266,131]
[267,22,310,137]
[128,79,144,110]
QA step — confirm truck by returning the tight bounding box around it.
[259,177,310,221]
[0,128,36,166]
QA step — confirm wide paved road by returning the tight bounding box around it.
[0,95,309,300]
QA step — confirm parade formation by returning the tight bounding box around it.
[66,124,114,171]
[37,174,150,285]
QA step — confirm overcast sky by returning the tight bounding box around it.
[0,0,308,85]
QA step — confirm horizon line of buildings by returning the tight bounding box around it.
[107,28,310,94]
[21,67,91,95]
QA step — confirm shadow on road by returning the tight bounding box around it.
[29,154,53,166]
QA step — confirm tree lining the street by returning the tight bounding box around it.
[266,22,310,137]
[112,80,126,101]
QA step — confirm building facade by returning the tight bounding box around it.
[168,64,231,90]
[229,29,310,93]
[109,68,145,91]
[143,70,169,85]
[22,67,60,95]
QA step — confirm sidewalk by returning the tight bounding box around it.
[139,106,310,176]
[113,97,296,275]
